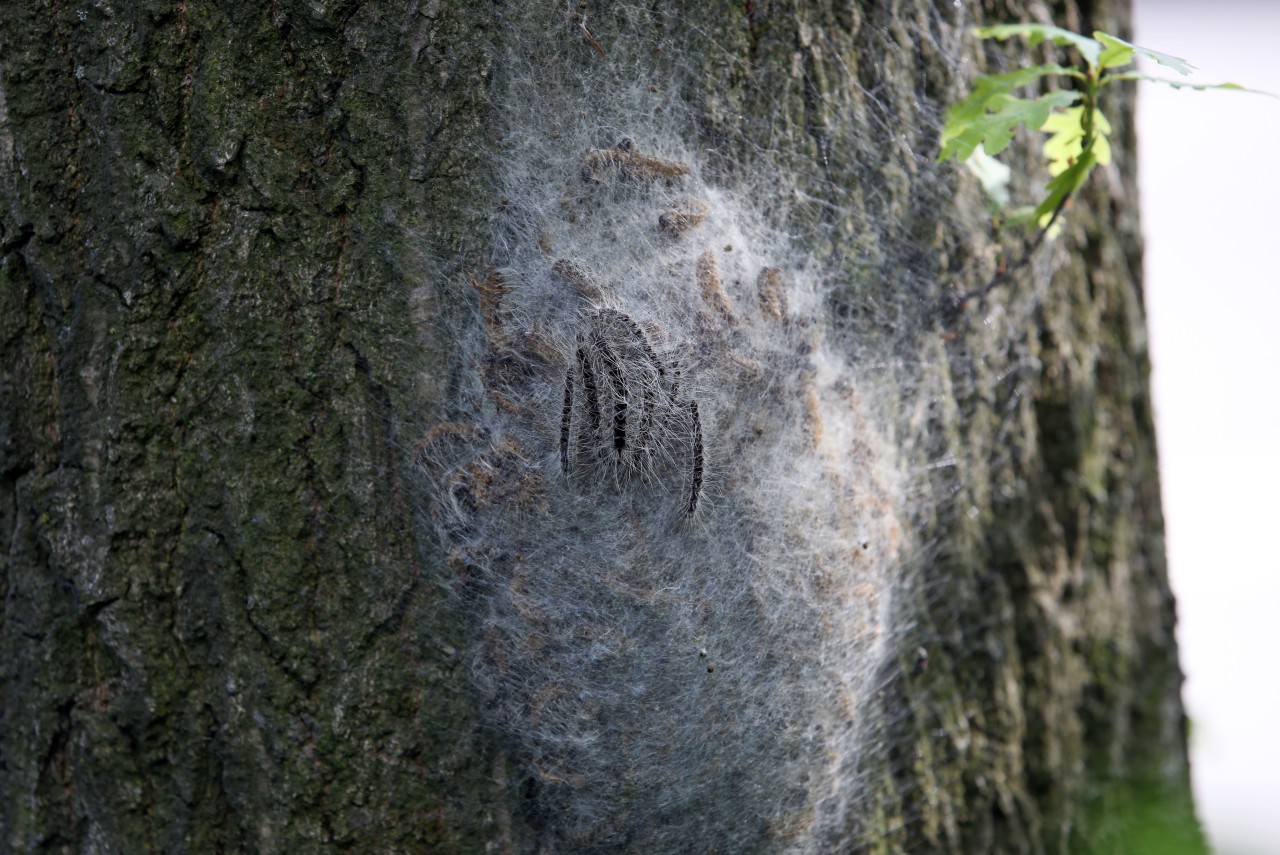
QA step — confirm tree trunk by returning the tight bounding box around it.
[1,1,1199,852]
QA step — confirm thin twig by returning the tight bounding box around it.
[948,195,1069,310]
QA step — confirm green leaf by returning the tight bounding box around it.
[1103,73,1275,97]
[974,24,1102,69]
[945,63,1079,123]
[1041,106,1111,176]
[1031,148,1096,226]
[940,89,1080,163]
[1093,32,1135,71]
[1094,31,1195,76]
[939,63,1079,162]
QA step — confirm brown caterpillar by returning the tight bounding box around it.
[581,139,691,184]
[552,258,603,301]
[657,199,710,236]
[696,250,733,319]
[469,268,513,348]
[757,266,787,322]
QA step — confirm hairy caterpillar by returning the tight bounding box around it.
[593,333,627,458]
[577,344,600,440]
[581,138,691,184]
[560,368,574,474]
[686,400,704,516]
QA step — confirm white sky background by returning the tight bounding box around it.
[1132,2,1280,853]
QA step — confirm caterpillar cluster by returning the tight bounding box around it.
[560,308,704,515]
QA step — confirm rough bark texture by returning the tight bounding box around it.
[0,1,1198,853]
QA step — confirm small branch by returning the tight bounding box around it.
[947,192,1069,312]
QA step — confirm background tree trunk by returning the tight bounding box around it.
[1,1,1199,852]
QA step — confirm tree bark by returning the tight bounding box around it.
[0,1,1199,853]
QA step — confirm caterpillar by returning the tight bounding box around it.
[560,368,574,474]
[686,400,704,516]
[592,334,628,458]
[558,305,705,514]
[577,344,600,440]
